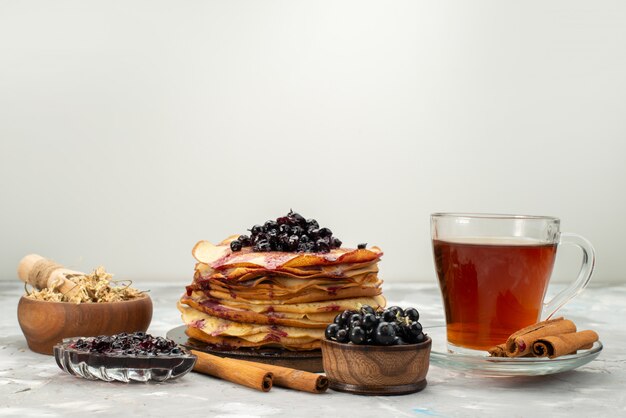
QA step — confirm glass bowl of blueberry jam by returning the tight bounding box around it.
[321,305,431,395]
[54,332,196,382]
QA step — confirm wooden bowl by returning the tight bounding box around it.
[321,337,432,395]
[17,295,153,355]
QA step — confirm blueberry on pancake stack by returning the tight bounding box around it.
[178,211,386,351]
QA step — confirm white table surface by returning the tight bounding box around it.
[1,281,624,417]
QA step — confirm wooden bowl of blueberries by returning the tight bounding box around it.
[321,305,431,396]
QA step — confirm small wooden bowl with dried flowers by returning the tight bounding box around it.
[17,254,152,355]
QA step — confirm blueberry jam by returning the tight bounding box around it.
[229,210,350,254]
[69,332,183,357]
[55,332,196,382]
[325,305,427,346]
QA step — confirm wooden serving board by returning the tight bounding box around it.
[166,326,323,373]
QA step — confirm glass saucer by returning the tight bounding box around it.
[54,338,196,383]
[426,325,603,377]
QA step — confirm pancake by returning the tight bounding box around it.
[180,303,323,350]
[192,239,383,273]
[195,283,382,305]
[194,259,380,282]
[180,291,386,328]
[186,327,321,350]
[188,270,383,303]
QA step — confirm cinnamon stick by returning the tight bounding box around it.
[532,330,599,359]
[235,359,328,393]
[191,350,273,392]
[191,349,328,393]
[487,344,508,357]
[505,317,577,357]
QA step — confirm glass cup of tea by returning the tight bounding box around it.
[431,213,595,354]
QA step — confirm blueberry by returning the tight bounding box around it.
[340,310,355,323]
[250,224,263,235]
[375,322,397,345]
[230,240,243,252]
[336,328,349,343]
[289,212,306,225]
[264,220,278,231]
[306,219,319,229]
[349,313,362,324]
[404,307,419,322]
[395,337,408,345]
[382,309,397,322]
[238,235,251,246]
[357,243,367,249]
[388,306,404,318]
[288,235,299,250]
[155,338,169,350]
[268,236,279,250]
[399,322,423,343]
[331,237,342,248]
[255,240,271,251]
[362,313,378,330]
[299,235,310,243]
[318,227,332,237]
[325,323,340,340]
[349,320,363,332]
[360,305,375,315]
[93,337,113,352]
[315,239,330,253]
[349,327,367,344]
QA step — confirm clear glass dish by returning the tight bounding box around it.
[54,338,197,382]
[426,325,602,377]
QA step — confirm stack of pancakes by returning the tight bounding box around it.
[178,236,385,350]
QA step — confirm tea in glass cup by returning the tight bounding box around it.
[431,213,595,353]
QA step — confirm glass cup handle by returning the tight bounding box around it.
[543,232,596,319]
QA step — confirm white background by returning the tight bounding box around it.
[1,1,625,285]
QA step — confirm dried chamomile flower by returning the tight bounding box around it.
[26,267,145,303]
